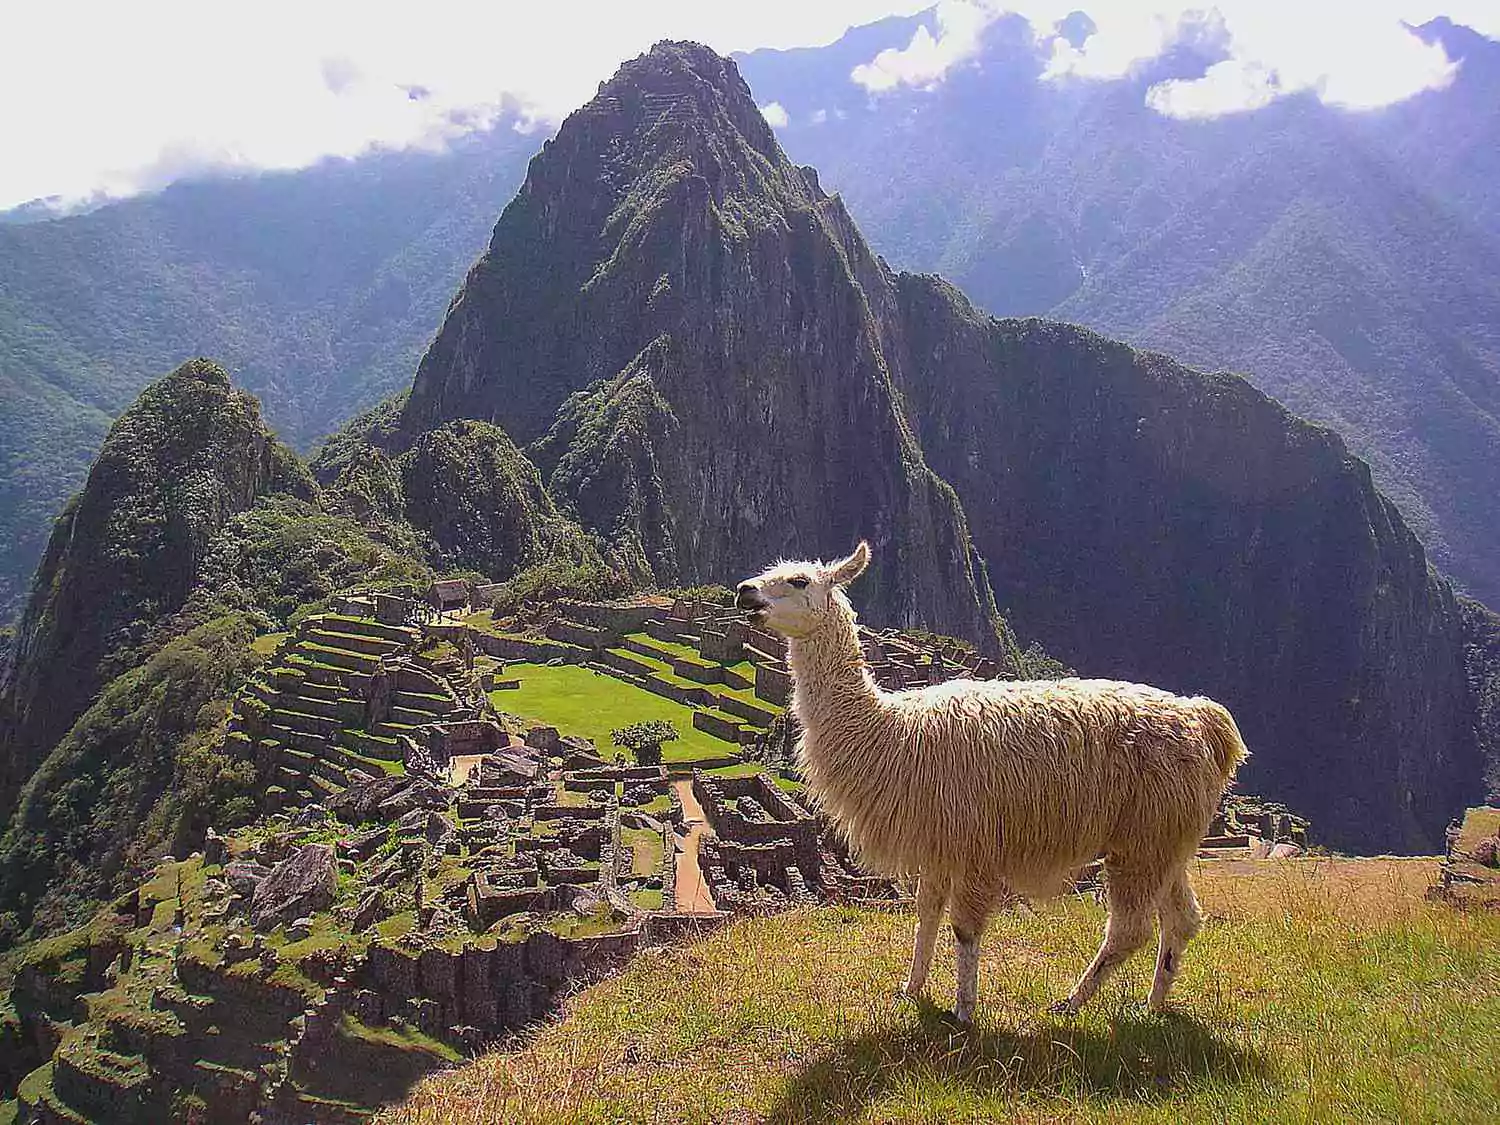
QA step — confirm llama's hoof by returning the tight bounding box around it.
[1047,998,1080,1018]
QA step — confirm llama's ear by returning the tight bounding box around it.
[830,541,870,586]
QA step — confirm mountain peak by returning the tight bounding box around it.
[0,360,310,817]
[603,39,764,120]
[562,39,790,193]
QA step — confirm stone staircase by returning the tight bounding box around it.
[228,611,471,810]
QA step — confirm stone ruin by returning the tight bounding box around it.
[690,770,898,913]
[1200,793,1311,859]
[1429,806,1500,910]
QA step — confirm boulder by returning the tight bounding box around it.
[328,774,410,824]
[250,844,337,930]
[1269,842,1303,860]
[293,804,330,828]
[345,826,390,861]
[426,810,457,845]
[224,861,270,899]
[351,888,390,932]
[378,779,448,820]
[1474,836,1499,868]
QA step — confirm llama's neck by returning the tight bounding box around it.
[786,610,884,743]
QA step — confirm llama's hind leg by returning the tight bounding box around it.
[1051,865,1157,1016]
[902,872,949,1000]
[1148,868,1202,1011]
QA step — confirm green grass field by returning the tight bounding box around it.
[380,858,1500,1124]
[489,663,741,765]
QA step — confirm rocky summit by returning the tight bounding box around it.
[400,42,997,644]
[393,42,1496,853]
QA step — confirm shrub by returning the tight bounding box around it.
[611,720,678,767]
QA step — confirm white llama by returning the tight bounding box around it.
[736,542,1247,1023]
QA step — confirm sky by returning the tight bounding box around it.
[3,1,1497,211]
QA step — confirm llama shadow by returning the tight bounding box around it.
[763,1000,1271,1125]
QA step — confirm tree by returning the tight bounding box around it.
[611,720,677,767]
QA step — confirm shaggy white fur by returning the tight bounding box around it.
[736,542,1247,1023]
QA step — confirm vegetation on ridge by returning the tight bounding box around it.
[0,492,431,944]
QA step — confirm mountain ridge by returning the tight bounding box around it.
[736,13,1500,607]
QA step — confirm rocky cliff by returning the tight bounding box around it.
[891,282,1483,849]
[398,42,1494,852]
[0,359,311,819]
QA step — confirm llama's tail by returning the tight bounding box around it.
[1194,698,1249,782]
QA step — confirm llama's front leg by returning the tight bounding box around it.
[949,884,994,1025]
[901,873,948,999]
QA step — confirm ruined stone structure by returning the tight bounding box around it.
[691,770,898,912]
[225,603,499,811]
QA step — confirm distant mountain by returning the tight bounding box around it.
[0,360,440,938]
[0,122,536,620]
[736,13,1500,608]
[0,359,312,820]
[396,41,1495,851]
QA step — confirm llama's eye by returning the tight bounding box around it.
[788,576,810,589]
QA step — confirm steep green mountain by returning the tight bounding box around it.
[400,44,999,648]
[400,41,1495,852]
[736,15,1500,609]
[0,122,536,620]
[892,288,1482,850]
[0,359,312,819]
[311,400,610,591]
[0,361,440,941]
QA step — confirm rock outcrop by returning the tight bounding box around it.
[250,844,336,930]
[396,42,1496,851]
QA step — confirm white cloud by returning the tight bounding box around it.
[849,1,1491,120]
[3,1,1494,209]
[0,0,927,210]
[760,101,791,127]
[851,1,993,90]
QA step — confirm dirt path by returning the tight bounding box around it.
[449,754,486,786]
[673,778,717,914]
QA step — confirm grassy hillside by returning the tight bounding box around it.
[383,858,1498,1124]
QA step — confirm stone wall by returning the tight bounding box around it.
[546,619,618,649]
[361,925,643,1036]
[563,599,669,634]
[473,633,586,663]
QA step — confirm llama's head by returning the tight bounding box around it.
[735,541,870,638]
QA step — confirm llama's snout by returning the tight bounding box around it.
[736,583,767,611]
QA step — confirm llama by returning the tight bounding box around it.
[735,542,1247,1023]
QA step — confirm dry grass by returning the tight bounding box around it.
[380,857,1499,1124]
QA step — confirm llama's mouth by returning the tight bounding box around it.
[736,589,769,614]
